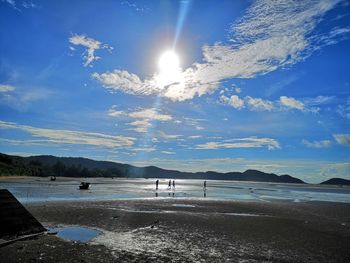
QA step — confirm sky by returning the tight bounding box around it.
[0,0,350,183]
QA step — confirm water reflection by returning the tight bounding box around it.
[49,226,100,242]
[2,177,350,203]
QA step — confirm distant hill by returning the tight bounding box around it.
[0,152,306,183]
[320,178,350,186]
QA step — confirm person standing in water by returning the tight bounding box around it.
[204,180,207,190]
[156,179,159,190]
[168,179,171,189]
[172,180,176,189]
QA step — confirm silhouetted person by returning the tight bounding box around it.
[172,180,175,189]
[156,179,159,190]
[168,180,171,189]
[204,180,207,190]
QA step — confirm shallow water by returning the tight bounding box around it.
[49,226,100,242]
[0,177,349,203]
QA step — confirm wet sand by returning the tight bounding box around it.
[1,199,350,262]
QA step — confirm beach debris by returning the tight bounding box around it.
[79,182,90,190]
[150,220,160,229]
[50,176,56,181]
[0,189,46,246]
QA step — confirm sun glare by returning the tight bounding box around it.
[157,50,182,88]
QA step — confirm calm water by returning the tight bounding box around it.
[1,177,349,203]
[48,226,100,242]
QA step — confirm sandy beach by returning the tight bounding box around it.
[1,198,350,262]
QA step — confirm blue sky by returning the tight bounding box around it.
[0,0,349,183]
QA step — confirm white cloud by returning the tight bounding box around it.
[161,151,175,155]
[280,96,304,110]
[196,137,280,150]
[157,131,182,140]
[221,95,273,111]
[333,134,350,146]
[235,87,241,93]
[220,95,245,109]
[129,147,156,152]
[0,120,135,148]
[188,135,202,139]
[93,0,347,101]
[69,34,112,67]
[108,106,173,133]
[0,84,15,92]
[127,120,151,133]
[128,108,172,121]
[107,106,125,117]
[245,96,274,111]
[221,94,332,113]
[302,139,332,148]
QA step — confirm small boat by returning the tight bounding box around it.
[79,182,90,190]
[50,176,56,181]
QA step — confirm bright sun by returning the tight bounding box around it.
[157,50,181,88]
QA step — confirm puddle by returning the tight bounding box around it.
[49,226,100,242]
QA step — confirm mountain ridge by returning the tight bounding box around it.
[1,152,347,185]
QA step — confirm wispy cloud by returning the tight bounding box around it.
[333,134,350,146]
[129,147,155,152]
[196,137,280,150]
[1,0,37,11]
[337,97,350,119]
[161,151,175,155]
[0,84,15,92]
[220,95,274,111]
[121,1,150,13]
[69,34,112,67]
[108,106,173,133]
[157,131,182,140]
[93,0,348,101]
[220,94,331,113]
[302,139,332,148]
[280,96,305,110]
[188,135,202,139]
[128,108,172,121]
[245,96,274,111]
[0,84,52,111]
[0,120,135,148]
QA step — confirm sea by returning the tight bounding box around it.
[1,177,349,204]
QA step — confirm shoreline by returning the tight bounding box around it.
[1,175,350,187]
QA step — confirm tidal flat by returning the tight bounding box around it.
[1,198,350,262]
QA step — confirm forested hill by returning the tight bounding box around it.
[320,178,350,185]
[0,153,307,183]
